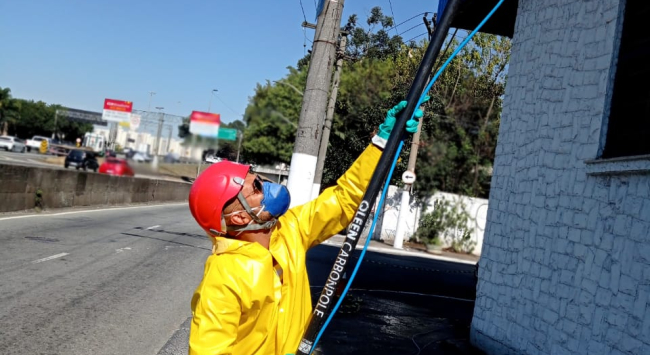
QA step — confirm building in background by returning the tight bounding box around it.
[91,124,200,158]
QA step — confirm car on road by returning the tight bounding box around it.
[0,136,26,152]
[132,151,152,163]
[25,135,51,152]
[163,152,180,163]
[99,157,135,177]
[123,147,136,159]
[64,149,99,172]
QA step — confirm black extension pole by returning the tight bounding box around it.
[295,1,463,354]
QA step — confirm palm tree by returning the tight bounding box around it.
[0,87,21,135]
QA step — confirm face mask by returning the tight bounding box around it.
[261,182,291,217]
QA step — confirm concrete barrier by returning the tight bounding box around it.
[0,164,191,213]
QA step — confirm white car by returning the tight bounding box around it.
[0,136,26,152]
[132,152,152,163]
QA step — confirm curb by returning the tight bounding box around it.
[321,237,478,265]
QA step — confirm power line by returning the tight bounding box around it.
[213,94,242,117]
[400,22,426,37]
[299,0,308,22]
[386,12,428,34]
[387,0,399,36]
[405,32,429,43]
[299,0,313,53]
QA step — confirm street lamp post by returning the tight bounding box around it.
[148,91,156,111]
[208,89,218,112]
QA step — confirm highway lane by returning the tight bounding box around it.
[0,150,55,168]
[0,150,182,181]
[0,204,209,355]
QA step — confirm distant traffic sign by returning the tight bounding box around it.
[218,128,238,141]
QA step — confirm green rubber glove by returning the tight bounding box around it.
[377,96,430,140]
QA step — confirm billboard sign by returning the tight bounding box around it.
[217,127,238,141]
[103,98,133,123]
[130,114,141,131]
[189,111,220,137]
[56,108,107,126]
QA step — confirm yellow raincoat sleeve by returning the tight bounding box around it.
[282,144,382,250]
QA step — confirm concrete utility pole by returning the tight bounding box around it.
[153,106,164,168]
[286,0,345,208]
[166,125,173,152]
[312,33,347,197]
[393,17,437,249]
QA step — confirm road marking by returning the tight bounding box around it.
[116,247,132,253]
[0,203,186,222]
[147,225,160,230]
[32,253,69,264]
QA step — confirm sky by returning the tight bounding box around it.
[0,0,441,126]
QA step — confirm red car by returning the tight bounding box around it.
[99,157,135,177]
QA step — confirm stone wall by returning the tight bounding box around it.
[471,1,650,354]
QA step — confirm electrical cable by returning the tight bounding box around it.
[306,0,505,353]
[299,0,308,22]
[405,32,430,44]
[400,23,427,37]
[387,0,399,36]
[386,12,428,33]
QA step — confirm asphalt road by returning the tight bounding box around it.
[0,149,177,180]
[0,149,55,168]
[0,203,480,355]
[0,203,210,355]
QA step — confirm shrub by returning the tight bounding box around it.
[415,197,476,254]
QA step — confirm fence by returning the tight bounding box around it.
[104,110,187,157]
[371,186,489,256]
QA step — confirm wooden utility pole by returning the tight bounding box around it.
[286,0,345,208]
[312,33,347,197]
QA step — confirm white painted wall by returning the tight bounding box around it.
[371,185,489,256]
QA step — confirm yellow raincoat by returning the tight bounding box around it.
[189,144,382,355]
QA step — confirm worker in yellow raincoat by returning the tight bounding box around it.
[187,99,426,355]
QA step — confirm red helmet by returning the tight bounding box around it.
[189,160,250,236]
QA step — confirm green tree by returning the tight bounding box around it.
[414,32,510,199]
[10,99,92,141]
[239,7,510,200]
[240,67,306,165]
[0,87,21,136]
[344,7,407,61]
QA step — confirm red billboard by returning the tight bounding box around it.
[189,111,220,137]
[190,111,220,124]
[104,99,133,112]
